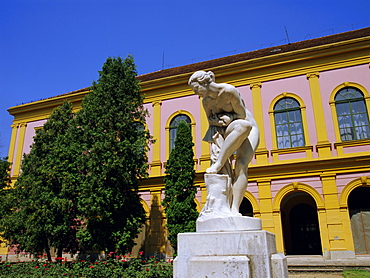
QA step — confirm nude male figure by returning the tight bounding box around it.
[188,71,260,215]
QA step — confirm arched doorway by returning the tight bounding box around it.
[239,197,253,217]
[348,186,370,254]
[281,191,322,255]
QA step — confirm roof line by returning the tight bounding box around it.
[137,27,370,82]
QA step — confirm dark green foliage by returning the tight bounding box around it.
[0,55,150,258]
[0,157,10,190]
[74,56,151,254]
[0,156,11,230]
[0,101,79,260]
[162,121,198,253]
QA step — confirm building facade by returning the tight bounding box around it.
[3,27,370,260]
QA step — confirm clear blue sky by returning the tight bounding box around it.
[1,0,369,157]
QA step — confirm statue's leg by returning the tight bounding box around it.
[231,126,259,215]
[230,138,253,214]
[206,120,251,174]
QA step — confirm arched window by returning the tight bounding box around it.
[335,87,370,141]
[274,97,305,149]
[169,114,191,150]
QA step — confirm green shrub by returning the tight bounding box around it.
[0,255,173,277]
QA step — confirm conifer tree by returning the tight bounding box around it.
[0,157,10,190]
[0,101,79,260]
[0,157,11,248]
[74,56,151,254]
[0,156,11,218]
[162,121,198,253]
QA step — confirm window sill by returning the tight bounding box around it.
[334,138,370,148]
[334,138,370,156]
[271,145,313,163]
[271,145,313,155]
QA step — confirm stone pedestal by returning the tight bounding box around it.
[174,230,288,278]
[174,174,288,277]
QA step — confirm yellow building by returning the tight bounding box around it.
[4,27,370,260]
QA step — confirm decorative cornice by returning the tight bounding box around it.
[306,72,320,79]
[361,176,369,185]
[152,100,162,107]
[250,82,262,89]
[292,182,299,190]
[257,178,272,184]
[320,173,336,179]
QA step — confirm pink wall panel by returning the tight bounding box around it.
[278,151,307,161]
[160,94,201,162]
[336,172,370,196]
[270,176,323,199]
[343,144,370,154]
[319,64,370,143]
[247,182,259,202]
[237,85,254,114]
[22,120,47,155]
[144,103,153,162]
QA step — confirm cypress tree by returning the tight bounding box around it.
[0,156,11,235]
[0,101,79,260]
[0,157,11,250]
[75,56,151,254]
[0,157,10,190]
[162,121,198,253]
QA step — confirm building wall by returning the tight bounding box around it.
[4,31,370,259]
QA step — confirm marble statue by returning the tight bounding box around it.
[174,71,288,278]
[188,71,260,217]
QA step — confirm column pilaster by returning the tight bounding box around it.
[250,83,269,164]
[7,124,18,168]
[150,101,162,176]
[321,173,349,257]
[257,178,274,233]
[12,123,27,177]
[306,72,331,157]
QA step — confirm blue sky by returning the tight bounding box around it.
[1,0,369,157]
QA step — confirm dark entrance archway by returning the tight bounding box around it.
[239,197,253,217]
[348,186,370,254]
[280,191,322,255]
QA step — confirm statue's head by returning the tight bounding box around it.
[188,71,215,97]
[188,71,215,86]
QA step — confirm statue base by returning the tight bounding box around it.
[173,173,288,277]
[174,230,288,278]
